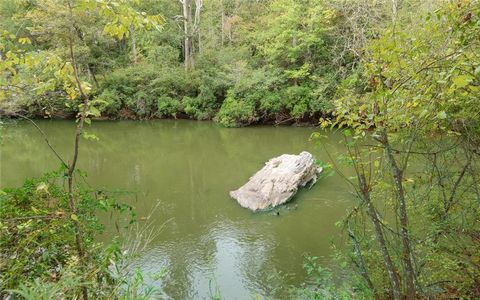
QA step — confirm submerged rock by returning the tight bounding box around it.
[230,151,322,211]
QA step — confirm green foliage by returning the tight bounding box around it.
[322,1,480,299]
[0,169,108,289]
[0,0,345,124]
[157,96,181,118]
[1,170,82,289]
[183,85,219,120]
[96,89,123,116]
[99,64,223,119]
[283,85,314,119]
[7,271,85,300]
[6,246,165,299]
[0,0,162,118]
[291,256,373,300]
[333,1,480,136]
[2,0,480,297]
[0,169,163,299]
[215,91,257,127]
[99,66,158,118]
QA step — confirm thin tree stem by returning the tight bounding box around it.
[13,113,67,167]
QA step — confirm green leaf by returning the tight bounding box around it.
[35,182,49,194]
[343,129,352,137]
[452,75,472,88]
[475,66,480,77]
[437,111,447,119]
[83,131,99,141]
[88,106,101,117]
[70,214,79,221]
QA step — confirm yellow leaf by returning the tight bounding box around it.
[18,37,31,44]
[36,182,49,194]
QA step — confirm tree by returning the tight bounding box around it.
[318,1,480,298]
[1,1,162,298]
[180,0,202,70]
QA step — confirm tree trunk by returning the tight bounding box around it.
[88,64,99,89]
[220,0,225,47]
[66,2,90,298]
[194,0,202,55]
[68,34,89,300]
[381,130,416,300]
[358,172,402,300]
[181,0,194,70]
[347,220,376,295]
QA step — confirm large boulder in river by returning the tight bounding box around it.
[230,151,322,211]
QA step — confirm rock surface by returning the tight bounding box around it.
[230,151,322,211]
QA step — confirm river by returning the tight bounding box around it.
[0,120,353,299]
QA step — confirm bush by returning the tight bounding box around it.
[0,171,81,290]
[125,90,157,118]
[157,96,181,118]
[94,50,336,124]
[0,168,121,292]
[214,91,257,127]
[259,91,282,116]
[214,66,283,126]
[100,65,192,119]
[99,65,157,118]
[281,85,313,119]
[291,256,374,300]
[183,85,219,120]
[0,169,163,299]
[96,89,123,116]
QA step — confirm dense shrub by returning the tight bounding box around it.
[259,91,282,116]
[0,169,164,299]
[0,169,121,291]
[99,65,193,118]
[96,89,122,116]
[0,172,81,290]
[183,85,220,120]
[125,90,158,118]
[283,85,313,119]
[149,66,196,99]
[98,65,157,118]
[94,61,335,124]
[157,96,181,118]
[214,91,257,127]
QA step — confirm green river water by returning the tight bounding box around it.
[0,120,353,299]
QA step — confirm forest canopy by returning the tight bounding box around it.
[2,0,475,128]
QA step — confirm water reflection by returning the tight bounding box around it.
[0,120,353,298]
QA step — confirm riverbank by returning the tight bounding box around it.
[1,106,325,127]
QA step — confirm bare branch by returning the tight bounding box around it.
[13,113,68,167]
